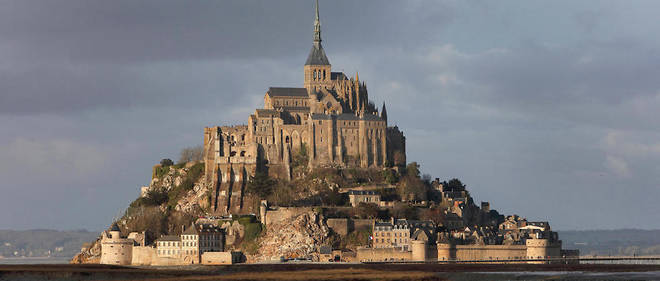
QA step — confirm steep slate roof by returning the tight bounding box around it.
[348,190,378,195]
[182,224,199,235]
[310,113,332,120]
[110,223,121,232]
[362,114,384,121]
[256,109,281,118]
[158,235,181,242]
[305,45,330,65]
[331,72,346,80]
[267,87,309,97]
[336,114,360,121]
[319,245,332,254]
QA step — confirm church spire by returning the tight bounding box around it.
[305,0,330,66]
[313,0,321,45]
[381,102,388,122]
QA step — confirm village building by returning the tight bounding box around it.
[372,218,436,251]
[348,190,381,207]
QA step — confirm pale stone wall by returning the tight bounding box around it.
[201,252,239,265]
[436,243,528,262]
[356,247,412,262]
[326,218,348,236]
[131,246,156,266]
[264,207,313,227]
[151,256,183,266]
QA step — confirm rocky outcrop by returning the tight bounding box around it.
[249,211,329,262]
[70,238,101,264]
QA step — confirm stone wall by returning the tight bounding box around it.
[201,252,239,265]
[264,207,313,227]
[326,218,348,236]
[437,243,528,262]
[130,246,156,266]
[352,219,375,232]
[356,247,411,262]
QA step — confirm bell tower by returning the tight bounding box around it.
[304,0,331,92]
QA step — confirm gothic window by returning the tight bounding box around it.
[323,70,326,80]
[285,136,290,143]
[313,70,317,80]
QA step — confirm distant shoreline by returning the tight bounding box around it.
[0,257,70,265]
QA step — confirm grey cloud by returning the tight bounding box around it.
[2,0,660,231]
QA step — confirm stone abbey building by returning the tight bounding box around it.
[203,1,406,214]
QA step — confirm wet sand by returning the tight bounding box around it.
[1,263,660,281]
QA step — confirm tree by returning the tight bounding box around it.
[444,178,466,191]
[291,144,309,168]
[160,158,174,166]
[406,162,421,178]
[397,176,428,201]
[178,145,204,164]
[419,207,445,225]
[246,171,276,198]
[391,203,418,220]
[353,202,379,219]
[382,169,399,185]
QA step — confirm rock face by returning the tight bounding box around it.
[249,211,329,262]
[70,239,101,264]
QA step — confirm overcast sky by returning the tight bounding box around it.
[1,0,659,231]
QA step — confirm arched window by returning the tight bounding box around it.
[323,70,326,80]
[313,70,317,80]
[285,136,290,143]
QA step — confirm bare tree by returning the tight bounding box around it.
[178,145,204,164]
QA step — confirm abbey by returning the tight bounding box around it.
[203,1,406,214]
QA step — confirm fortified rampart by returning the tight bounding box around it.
[358,239,562,264]
[436,239,562,263]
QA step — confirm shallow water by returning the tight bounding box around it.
[0,257,70,265]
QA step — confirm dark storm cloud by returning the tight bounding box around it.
[0,0,451,63]
[0,0,454,115]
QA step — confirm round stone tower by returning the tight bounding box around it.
[526,238,561,264]
[100,223,133,265]
[411,240,427,262]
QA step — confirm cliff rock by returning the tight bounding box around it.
[249,211,329,262]
[70,238,101,264]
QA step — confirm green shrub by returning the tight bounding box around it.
[243,223,263,242]
[246,171,276,198]
[154,166,170,179]
[237,216,255,225]
[160,158,174,166]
